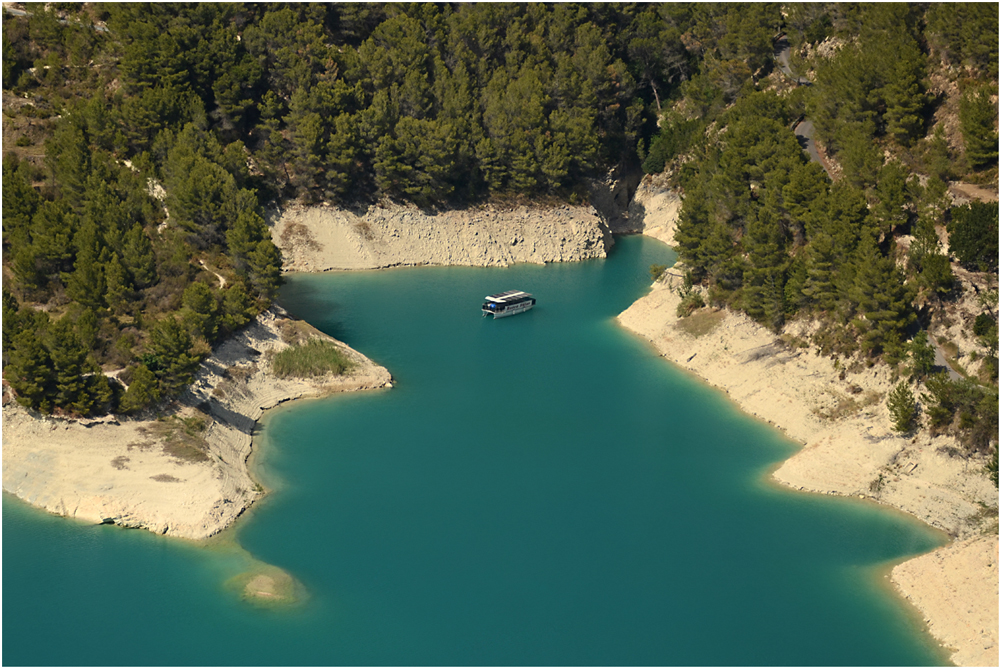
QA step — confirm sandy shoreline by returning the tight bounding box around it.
[2,306,391,539]
[618,268,997,666]
[3,188,996,664]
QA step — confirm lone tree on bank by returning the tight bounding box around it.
[888,382,917,433]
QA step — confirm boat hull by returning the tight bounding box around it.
[483,302,534,318]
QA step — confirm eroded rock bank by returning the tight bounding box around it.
[271,201,613,272]
[618,273,998,667]
[2,306,391,540]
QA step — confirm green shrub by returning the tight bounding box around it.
[888,382,917,432]
[676,291,706,318]
[974,313,994,336]
[948,202,999,272]
[908,330,936,379]
[643,115,705,174]
[272,339,353,378]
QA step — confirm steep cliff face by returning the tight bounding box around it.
[588,170,685,245]
[587,165,646,234]
[272,201,614,272]
[626,174,683,247]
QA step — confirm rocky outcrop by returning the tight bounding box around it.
[271,201,613,272]
[587,164,645,233]
[626,174,683,247]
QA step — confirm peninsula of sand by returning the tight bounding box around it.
[3,179,996,664]
[2,306,392,539]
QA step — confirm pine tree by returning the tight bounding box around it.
[872,162,910,237]
[103,253,133,314]
[85,373,114,416]
[220,282,257,334]
[959,84,999,170]
[122,223,158,289]
[909,331,936,379]
[837,122,882,190]
[849,241,916,356]
[948,202,999,272]
[46,318,93,415]
[76,308,101,352]
[148,317,202,397]
[6,328,55,413]
[2,156,42,257]
[63,222,106,311]
[226,209,270,276]
[181,281,219,342]
[119,363,161,414]
[26,200,78,289]
[888,382,917,432]
[782,162,829,245]
[799,233,839,312]
[247,240,283,300]
[45,117,92,203]
[740,192,789,330]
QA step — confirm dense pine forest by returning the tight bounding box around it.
[1,3,997,468]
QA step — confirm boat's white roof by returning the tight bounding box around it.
[485,290,532,303]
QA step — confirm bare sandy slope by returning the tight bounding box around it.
[894,535,999,666]
[271,201,612,272]
[2,307,391,539]
[618,275,998,666]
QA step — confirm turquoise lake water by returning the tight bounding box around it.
[3,236,947,665]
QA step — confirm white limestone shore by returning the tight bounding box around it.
[2,306,391,539]
[2,183,996,663]
[270,200,613,271]
[617,177,998,665]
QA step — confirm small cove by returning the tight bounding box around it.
[3,236,947,665]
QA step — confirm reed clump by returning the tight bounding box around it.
[272,339,353,378]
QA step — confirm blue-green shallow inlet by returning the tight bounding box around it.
[4,237,946,666]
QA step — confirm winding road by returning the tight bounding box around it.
[773,37,833,179]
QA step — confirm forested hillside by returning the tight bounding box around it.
[2,2,997,466]
[649,3,997,472]
[0,2,792,416]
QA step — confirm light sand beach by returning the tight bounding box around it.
[617,178,998,665]
[3,306,391,539]
[3,186,996,664]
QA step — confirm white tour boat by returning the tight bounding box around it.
[482,290,536,318]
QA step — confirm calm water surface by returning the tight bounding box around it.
[3,237,946,665]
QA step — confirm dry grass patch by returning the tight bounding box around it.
[213,364,257,398]
[676,309,726,338]
[354,220,376,240]
[272,339,353,378]
[277,318,324,346]
[813,388,883,421]
[139,415,211,463]
[279,222,321,251]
